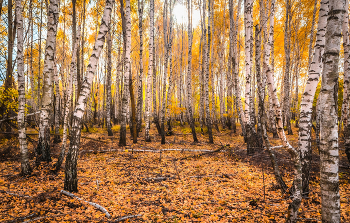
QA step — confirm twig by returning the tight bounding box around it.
[296,218,321,222]
[110,214,143,222]
[179,145,228,160]
[60,190,111,218]
[0,190,32,198]
[22,213,68,223]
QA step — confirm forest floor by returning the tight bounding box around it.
[0,123,350,222]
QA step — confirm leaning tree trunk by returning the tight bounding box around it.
[64,0,114,192]
[119,0,131,146]
[36,0,59,163]
[106,24,113,136]
[145,0,154,142]
[263,0,302,220]
[298,0,328,194]
[319,0,345,221]
[187,0,198,143]
[55,27,81,172]
[16,0,32,176]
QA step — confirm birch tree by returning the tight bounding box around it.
[187,0,198,143]
[318,0,345,220]
[56,27,81,172]
[64,0,115,192]
[16,0,32,176]
[298,0,328,194]
[137,0,144,134]
[36,0,59,163]
[119,0,131,146]
[145,0,154,142]
[244,0,260,154]
[106,23,113,136]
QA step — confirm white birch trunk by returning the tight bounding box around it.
[319,0,345,221]
[119,0,131,146]
[262,0,302,220]
[55,27,80,172]
[187,0,198,142]
[16,0,32,175]
[145,0,154,142]
[64,0,114,192]
[298,0,328,194]
[106,24,113,136]
[37,0,59,162]
[137,0,144,134]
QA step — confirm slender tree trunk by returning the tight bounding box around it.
[36,0,59,163]
[263,0,302,220]
[137,0,144,134]
[298,0,328,194]
[228,0,234,131]
[64,0,114,192]
[106,25,113,136]
[343,2,350,164]
[202,0,213,143]
[318,1,345,221]
[119,0,131,146]
[16,0,32,176]
[56,27,81,172]
[283,0,293,135]
[187,0,198,143]
[234,0,246,138]
[53,60,61,143]
[342,1,350,133]
[145,0,154,142]
[37,1,43,109]
[153,38,161,135]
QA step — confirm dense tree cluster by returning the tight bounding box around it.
[0,0,349,221]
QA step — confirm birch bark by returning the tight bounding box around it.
[55,27,81,172]
[187,0,198,142]
[36,0,59,163]
[298,0,328,194]
[319,0,345,221]
[64,0,114,191]
[16,0,32,176]
[137,0,144,134]
[145,0,154,142]
[106,23,113,136]
[244,0,260,154]
[119,0,131,146]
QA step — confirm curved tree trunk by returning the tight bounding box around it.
[298,0,328,194]
[64,0,114,192]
